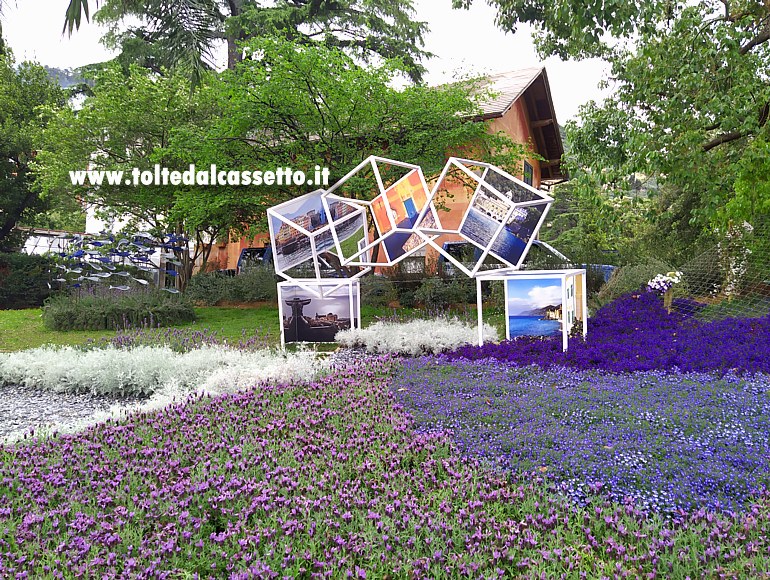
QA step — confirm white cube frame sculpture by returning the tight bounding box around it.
[267,189,370,294]
[323,155,441,267]
[474,269,588,351]
[415,157,554,277]
[278,279,361,347]
[267,157,588,349]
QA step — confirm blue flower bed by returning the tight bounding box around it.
[391,358,770,515]
[445,291,770,374]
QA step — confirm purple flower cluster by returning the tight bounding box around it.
[446,291,770,374]
[4,359,770,577]
[391,358,770,515]
[84,326,271,352]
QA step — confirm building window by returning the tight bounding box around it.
[523,161,534,186]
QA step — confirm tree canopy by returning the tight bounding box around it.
[205,37,523,191]
[459,0,770,260]
[34,39,526,283]
[34,64,228,287]
[0,52,66,250]
[64,0,430,83]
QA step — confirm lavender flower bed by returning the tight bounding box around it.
[86,325,273,352]
[391,358,770,515]
[3,359,770,577]
[446,292,770,374]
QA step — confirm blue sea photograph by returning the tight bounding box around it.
[507,316,561,337]
[460,208,527,265]
[506,278,563,339]
[459,195,545,266]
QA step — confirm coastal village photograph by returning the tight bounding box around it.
[280,285,356,343]
[506,278,563,338]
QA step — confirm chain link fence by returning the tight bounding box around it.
[673,219,770,320]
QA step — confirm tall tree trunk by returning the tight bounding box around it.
[226,0,245,70]
[227,37,240,70]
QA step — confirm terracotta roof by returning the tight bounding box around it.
[471,67,567,184]
[476,67,545,117]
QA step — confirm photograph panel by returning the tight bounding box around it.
[370,194,393,235]
[280,284,358,343]
[505,278,563,339]
[272,192,365,272]
[487,203,547,266]
[383,168,427,229]
[272,216,314,272]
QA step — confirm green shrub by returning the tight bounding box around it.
[360,275,398,307]
[413,277,474,309]
[583,264,613,295]
[184,271,227,305]
[0,252,55,309]
[228,268,278,303]
[450,276,478,304]
[485,279,506,313]
[593,258,672,309]
[382,258,426,307]
[42,290,196,330]
[396,288,417,308]
[186,267,277,305]
[523,248,613,295]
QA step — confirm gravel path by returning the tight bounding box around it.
[1,349,378,443]
[326,347,378,368]
[0,384,146,442]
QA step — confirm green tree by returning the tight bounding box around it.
[36,42,524,286]
[206,38,527,266]
[461,0,770,254]
[0,52,66,250]
[539,175,654,264]
[64,0,430,83]
[198,36,525,211]
[34,64,239,289]
[725,134,770,225]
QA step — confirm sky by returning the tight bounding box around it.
[1,0,610,122]
[506,279,562,313]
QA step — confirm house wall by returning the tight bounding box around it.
[418,97,545,271]
[488,98,542,189]
[209,232,271,272]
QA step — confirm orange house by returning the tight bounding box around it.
[475,67,566,189]
[209,66,566,271]
[421,67,566,256]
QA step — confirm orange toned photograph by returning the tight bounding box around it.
[370,195,393,234]
[384,169,426,227]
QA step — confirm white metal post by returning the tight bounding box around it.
[561,275,569,352]
[581,271,588,337]
[477,277,484,346]
[355,280,362,329]
[348,281,355,332]
[278,284,286,349]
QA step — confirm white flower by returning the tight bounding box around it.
[0,345,332,443]
[0,345,327,397]
[335,318,498,355]
[647,272,682,295]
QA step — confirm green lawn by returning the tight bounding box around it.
[0,305,283,352]
[0,309,113,352]
[337,226,365,259]
[185,304,281,341]
[0,303,449,352]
